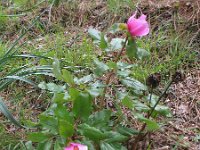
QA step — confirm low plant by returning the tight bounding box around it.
[22,11,184,150]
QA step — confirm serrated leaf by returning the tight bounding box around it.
[135,114,160,131]
[62,69,74,85]
[54,104,73,123]
[88,27,101,40]
[87,87,103,97]
[154,105,171,116]
[133,100,150,112]
[58,119,74,138]
[121,77,147,91]
[110,38,125,51]
[72,93,92,120]
[38,82,65,93]
[104,132,128,143]
[78,124,107,141]
[28,132,50,142]
[53,93,67,104]
[122,96,134,109]
[88,109,111,127]
[100,142,127,150]
[39,115,58,132]
[46,82,65,93]
[69,88,80,100]
[54,140,62,150]
[24,141,34,150]
[116,126,139,136]
[37,140,52,150]
[107,61,117,70]
[100,142,116,150]
[75,75,93,84]
[94,59,109,76]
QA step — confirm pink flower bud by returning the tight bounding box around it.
[64,143,88,150]
[127,12,150,37]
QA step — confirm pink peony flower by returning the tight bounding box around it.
[64,143,88,150]
[127,12,150,37]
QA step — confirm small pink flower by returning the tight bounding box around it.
[127,12,150,37]
[64,143,88,150]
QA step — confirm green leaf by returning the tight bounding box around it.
[62,69,74,85]
[88,27,108,50]
[137,48,150,60]
[52,59,62,80]
[28,132,50,142]
[135,114,160,131]
[100,142,127,150]
[126,37,137,59]
[87,87,103,97]
[38,82,65,93]
[100,142,116,150]
[104,132,128,143]
[37,140,52,150]
[121,77,147,91]
[54,104,73,123]
[72,93,92,120]
[69,88,80,100]
[88,109,111,127]
[54,140,62,150]
[122,96,134,109]
[88,27,101,40]
[110,38,125,51]
[107,61,117,70]
[58,119,74,138]
[94,59,109,76]
[75,75,93,84]
[0,97,24,128]
[116,126,139,136]
[53,93,67,104]
[134,101,150,112]
[99,33,108,50]
[39,115,58,132]
[154,105,171,116]
[46,83,65,93]
[78,124,107,141]
[81,140,96,150]
[24,141,34,150]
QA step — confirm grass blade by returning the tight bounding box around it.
[0,97,25,128]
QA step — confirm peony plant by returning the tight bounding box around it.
[26,11,173,150]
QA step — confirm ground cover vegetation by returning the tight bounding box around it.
[0,0,199,150]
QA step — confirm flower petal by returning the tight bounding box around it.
[127,13,149,37]
[65,143,88,150]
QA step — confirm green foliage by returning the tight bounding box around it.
[23,24,173,149]
[1,1,194,149]
[72,92,92,121]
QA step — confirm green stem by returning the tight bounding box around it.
[132,80,173,149]
[148,80,173,117]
